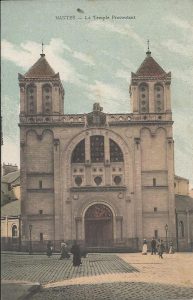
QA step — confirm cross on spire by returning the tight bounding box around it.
[40,42,45,57]
[146,39,151,56]
[147,39,150,51]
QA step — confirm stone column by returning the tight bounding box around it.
[19,84,26,114]
[186,209,190,247]
[167,137,176,239]
[104,132,111,185]
[134,137,143,243]
[131,84,138,113]
[53,138,61,243]
[165,83,171,112]
[20,130,28,239]
[85,132,91,185]
[149,82,154,113]
[36,84,42,114]
[52,84,59,114]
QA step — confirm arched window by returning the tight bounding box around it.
[27,84,37,115]
[42,84,52,115]
[71,139,85,163]
[90,136,104,163]
[110,139,123,162]
[12,225,18,238]
[179,221,184,238]
[139,84,149,113]
[154,84,164,113]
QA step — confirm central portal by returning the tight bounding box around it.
[85,204,113,247]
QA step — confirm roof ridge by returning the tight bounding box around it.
[135,55,166,77]
[24,55,56,78]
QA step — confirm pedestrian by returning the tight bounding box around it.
[142,239,148,255]
[46,240,53,257]
[59,242,70,259]
[151,237,157,255]
[71,241,82,266]
[157,239,165,259]
[169,241,175,254]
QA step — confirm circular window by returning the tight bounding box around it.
[79,168,83,172]
[142,100,146,105]
[142,107,147,112]
[46,95,50,100]
[99,168,103,172]
[30,102,34,107]
[142,94,146,98]
[75,176,82,186]
[157,101,161,105]
[46,108,50,113]
[94,176,102,186]
[114,176,121,185]
[157,94,160,98]
[141,87,145,91]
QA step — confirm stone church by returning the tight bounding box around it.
[19,48,177,251]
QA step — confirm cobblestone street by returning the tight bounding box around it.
[1,252,193,299]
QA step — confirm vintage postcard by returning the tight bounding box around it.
[1,0,193,299]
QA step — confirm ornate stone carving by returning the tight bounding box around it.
[85,204,112,219]
[87,103,106,127]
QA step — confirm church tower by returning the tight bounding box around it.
[129,44,176,243]
[19,51,64,242]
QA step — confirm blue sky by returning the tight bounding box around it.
[1,0,193,187]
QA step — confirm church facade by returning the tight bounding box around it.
[19,49,177,251]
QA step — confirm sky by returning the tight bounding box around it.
[1,0,193,188]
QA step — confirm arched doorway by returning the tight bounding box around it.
[85,204,113,247]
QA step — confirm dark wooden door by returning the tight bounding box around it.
[85,204,113,246]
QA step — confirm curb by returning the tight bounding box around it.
[18,283,41,300]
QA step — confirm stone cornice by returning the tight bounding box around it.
[70,186,127,192]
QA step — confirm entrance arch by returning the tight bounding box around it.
[85,204,113,247]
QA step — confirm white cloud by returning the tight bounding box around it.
[162,39,193,57]
[1,38,95,85]
[173,68,193,87]
[84,80,128,112]
[115,69,131,82]
[88,21,144,47]
[1,137,20,167]
[165,15,193,34]
[72,51,95,66]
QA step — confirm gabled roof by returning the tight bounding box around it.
[2,170,20,184]
[24,54,56,78]
[136,53,166,77]
[1,199,21,217]
[175,195,193,211]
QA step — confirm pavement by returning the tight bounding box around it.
[1,252,193,300]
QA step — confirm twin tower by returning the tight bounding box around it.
[19,49,176,251]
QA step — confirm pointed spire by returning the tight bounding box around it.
[40,42,45,57]
[146,39,151,56]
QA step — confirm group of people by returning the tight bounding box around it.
[142,238,175,258]
[46,240,83,266]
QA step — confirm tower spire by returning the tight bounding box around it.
[146,39,151,56]
[40,42,45,57]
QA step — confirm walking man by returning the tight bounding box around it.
[151,237,157,255]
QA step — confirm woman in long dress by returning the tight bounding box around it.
[142,239,148,255]
[71,241,82,266]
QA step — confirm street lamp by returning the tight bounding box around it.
[29,224,32,255]
[165,224,168,253]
